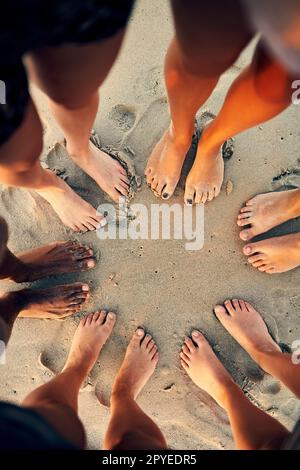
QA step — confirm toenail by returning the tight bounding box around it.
[186,199,193,206]
[82,284,89,291]
[192,331,200,338]
[136,329,144,336]
[107,312,115,319]
[162,193,169,199]
[87,260,95,268]
[244,246,252,254]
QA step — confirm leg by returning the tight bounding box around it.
[0,216,95,283]
[145,0,252,199]
[214,300,300,398]
[22,310,116,448]
[104,329,166,450]
[181,331,290,450]
[0,99,103,232]
[26,31,130,204]
[185,41,293,204]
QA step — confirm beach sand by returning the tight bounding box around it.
[1,0,300,449]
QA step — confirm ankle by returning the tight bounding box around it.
[168,123,194,149]
[111,383,135,403]
[288,189,300,219]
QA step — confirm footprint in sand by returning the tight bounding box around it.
[109,104,136,132]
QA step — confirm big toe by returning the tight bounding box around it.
[214,305,229,324]
[161,181,177,200]
[240,227,255,241]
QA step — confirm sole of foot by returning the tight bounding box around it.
[145,128,193,200]
[68,141,130,203]
[112,328,159,400]
[64,310,116,374]
[180,330,234,408]
[9,241,96,283]
[37,169,106,232]
[214,299,281,365]
[16,282,91,319]
[243,233,300,273]
[238,190,300,241]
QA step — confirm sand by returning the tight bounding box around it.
[1,0,300,450]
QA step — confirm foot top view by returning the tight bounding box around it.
[238,189,300,242]
[145,127,192,200]
[12,240,96,283]
[37,170,106,232]
[180,330,234,408]
[243,233,300,274]
[214,299,281,363]
[65,310,116,373]
[184,148,224,205]
[18,282,90,319]
[112,328,159,401]
[68,141,130,203]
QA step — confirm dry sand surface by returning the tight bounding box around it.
[1,0,300,450]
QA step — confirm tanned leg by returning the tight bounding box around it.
[214,299,300,399]
[181,331,290,450]
[26,30,130,204]
[104,329,166,450]
[22,311,116,448]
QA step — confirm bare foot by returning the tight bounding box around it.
[184,125,224,205]
[15,282,90,319]
[112,329,159,400]
[5,241,96,283]
[214,300,281,365]
[238,189,300,241]
[180,331,235,408]
[64,310,116,374]
[68,141,130,203]
[145,127,192,199]
[37,170,105,232]
[243,233,300,273]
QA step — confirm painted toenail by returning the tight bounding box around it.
[87,260,95,268]
[244,246,252,254]
[186,199,193,206]
[162,193,169,199]
[192,331,200,338]
[82,285,89,291]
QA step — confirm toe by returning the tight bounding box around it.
[248,253,265,264]
[243,243,260,256]
[97,310,107,324]
[191,330,206,347]
[182,344,191,356]
[232,299,241,311]
[115,183,129,197]
[240,228,255,241]
[214,305,230,323]
[184,336,196,352]
[104,311,117,328]
[184,187,195,206]
[180,351,190,363]
[224,300,236,316]
[152,351,159,363]
[258,265,269,272]
[181,359,189,370]
[78,259,96,270]
[207,188,215,202]
[142,334,153,349]
[162,181,177,200]
[131,328,145,347]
